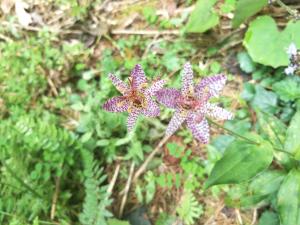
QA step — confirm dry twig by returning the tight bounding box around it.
[111,29,180,36]
[50,176,61,220]
[107,163,121,194]
[119,162,135,217]
[133,135,169,182]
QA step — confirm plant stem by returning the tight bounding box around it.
[1,161,43,198]
[207,118,259,145]
[275,0,299,19]
[207,118,294,157]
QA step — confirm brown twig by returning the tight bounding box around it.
[251,208,257,225]
[47,77,59,97]
[111,29,181,36]
[119,162,135,217]
[50,176,61,220]
[235,209,243,225]
[133,135,169,182]
[107,163,121,194]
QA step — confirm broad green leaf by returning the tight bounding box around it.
[241,170,285,207]
[204,135,273,188]
[285,111,300,158]
[277,169,300,225]
[244,16,300,68]
[273,77,300,102]
[258,211,279,225]
[185,0,219,33]
[232,0,268,28]
[237,51,256,73]
[256,110,293,168]
[256,110,286,149]
[252,85,278,114]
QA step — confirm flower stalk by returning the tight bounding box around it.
[207,118,294,157]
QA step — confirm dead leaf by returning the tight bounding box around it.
[15,0,32,27]
[1,0,15,14]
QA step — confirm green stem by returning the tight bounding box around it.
[275,0,299,19]
[207,118,259,145]
[1,160,43,198]
[207,118,294,157]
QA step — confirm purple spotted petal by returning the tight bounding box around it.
[186,116,209,143]
[127,109,140,132]
[181,62,194,96]
[131,64,147,89]
[156,88,181,109]
[166,110,187,137]
[146,79,166,96]
[206,103,234,120]
[103,96,129,112]
[109,73,129,95]
[142,98,160,117]
[195,74,226,98]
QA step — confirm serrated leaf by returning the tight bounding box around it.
[204,135,273,188]
[244,16,300,68]
[232,0,268,28]
[185,0,219,33]
[273,77,300,102]
[284,111,300,158]
[277,169,300,225]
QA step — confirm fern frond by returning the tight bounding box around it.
[176,190,203,225]
[79,149,113,225]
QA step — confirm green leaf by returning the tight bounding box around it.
[252,85,278,114]
[258,211,279,225]
[244,16,300,68]
[204,135,273,188]
[185,0,219,33]
[285,111,300,158]
[237,51,256,73]
[107,219,130,225]
[256,110,286,149]
[232,0,268,28]
[240,170,285,207]
[256,110,293,167]
[273,77,300,102]
[277,169,300,225]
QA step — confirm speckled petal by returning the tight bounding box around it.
[181,62,194,96]
[166,110,187,137]
[146,79,166,96]
[156,88,181,109]
[131,64,147,89]
[109,73,129,95]
[127,110,140,132]
[206,103,234,120]
[186,116,210,143]
[103,96,129,112]
[195,74,226,98]
[142,98,160,117]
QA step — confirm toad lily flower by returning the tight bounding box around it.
[285,42,299,76]
[103,64,165,132]
[156,62,233,143]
